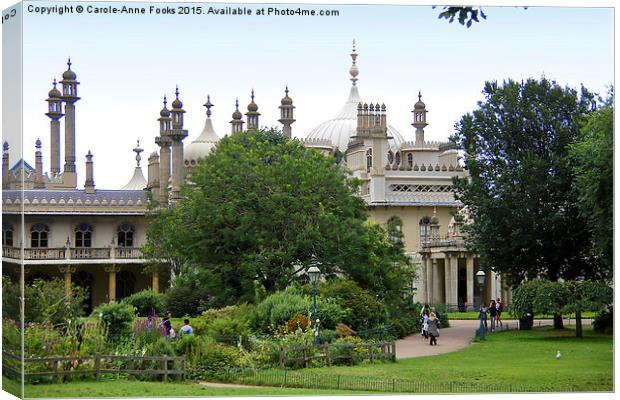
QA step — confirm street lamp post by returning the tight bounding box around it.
[476,268,486,341]
[307,258,321,345]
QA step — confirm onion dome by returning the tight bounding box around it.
[247,89,258,112]
[48,79,62,98]
[184,95,219,167]
[160,95,171,117]
[171,86,183,109]
[306,41,404,152]
[281,86,293,105]
[62,58,76,80]
[232,98,243,120]
[430,211,439,225]
[414,91,426,110]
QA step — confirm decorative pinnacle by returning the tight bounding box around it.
[203,95,214,118]
[67,58,72,70]
[285,86,289,96]
[163,95,168,108]
[3,141,8,152]
[35,139,42,150]
[418,90,422,101]
[133,139,144,167]
[349,39,359,86]
[52,79,57,88]
[175,86,180,99]
[235,98,240,111]
[251,88,255,102]
[86,150,93,161]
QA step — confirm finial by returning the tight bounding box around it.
[235,98,240,111]
[3,141,8,152]
[175,86,180,99]
[67,58,72,70]
[163,95,168,108]
[35,139,42,149]
[349,40,359,86]
[52,79,57,88]
[418,90,422,101]
[203,95,214,118]
[352,39,356,53]
[251,89,255,102]
[133,139,144,167]
[285,86,289,96]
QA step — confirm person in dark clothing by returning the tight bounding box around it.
[489,300,497,332]
[428,312,440,346]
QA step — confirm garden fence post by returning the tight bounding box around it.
[94,353,101,380]
[369,344,373,363]
[128,357,135,380]
[163,355,168,382]
[52,359,59,383]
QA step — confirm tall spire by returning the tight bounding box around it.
[349,39,359,86]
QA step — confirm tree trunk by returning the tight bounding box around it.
[553,313,564,329]
[575,310,583,338]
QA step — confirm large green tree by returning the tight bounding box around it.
[451,78,600,327]
[570,90,614,279]
[144,129,413,307]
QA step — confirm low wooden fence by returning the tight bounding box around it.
[2,351,185,381]
[278,341,395,368]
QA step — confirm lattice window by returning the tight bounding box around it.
[388,184,453,193]
[75,223,92,248]
[118,223,134,247]
[31,223,49,248]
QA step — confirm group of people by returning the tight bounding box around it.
[480,298,503,332]
[420,305,441,346]
[147,312,194,339]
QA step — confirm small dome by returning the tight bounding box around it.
[48,82,61,98]
[430,214,439,225]
[160,107,170,117]
[414,100,426,110]
[172,97,183,109]
[281,95,293,106]
[232,109,243,120]
[248,100,258,112]
[62,69,76,80]
[184,118,219,166]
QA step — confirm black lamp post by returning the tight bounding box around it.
[476,268,486,341]
[308,258,321,345]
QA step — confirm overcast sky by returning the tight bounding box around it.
[2,1,614,189]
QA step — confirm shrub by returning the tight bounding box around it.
[187,343,248,380]
[200,303,256,337]
[123,290,166,317]
[335,323,356,337]
[319,329,337,344]
[94,301,136,340]
[593,306,613,333]
[434,304,450,328]
[284,314,311,334]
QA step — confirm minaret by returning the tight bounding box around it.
[2,142,9,189]
[230,98,244,134]
[245,89,260,131]
[278,86,295,138]
[412,91,428,145]
[154,95,172,205]
[34,139,44,188]
[45,79,63,175]
[168,86,188,203]
[84,150,95,194]
[60,58,80,188]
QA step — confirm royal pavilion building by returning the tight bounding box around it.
[2,43,511,312]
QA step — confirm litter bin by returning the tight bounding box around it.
[519,313,534,330]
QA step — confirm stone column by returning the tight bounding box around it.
[104,265,121,301]
[466,257,474,311]
[152,271,160,293]
[443,257,450,308]
[425,257,433,305]
[59,266,76,297]
[449,255,458,308]
[50,119,61,174]
[432,259,441,305]
[159,144,171,205]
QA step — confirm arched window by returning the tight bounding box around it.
[366,149,372,172]
[387,150,394,164]
[407,153,414,168]
[116,271,136,299]
[117,223,134,247]
[2,224,13,246]
[75,223,92,248]
[31,224,49,248]
[419,217,431,242]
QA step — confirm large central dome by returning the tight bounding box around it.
[306,43,405,152]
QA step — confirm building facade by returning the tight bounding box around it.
[2,44,511,311]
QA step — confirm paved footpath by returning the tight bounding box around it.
[395,318,589,359]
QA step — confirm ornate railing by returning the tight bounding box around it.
[420,236,465,249]
[2,246,143,260]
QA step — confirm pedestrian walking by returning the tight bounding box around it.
[496,298,503,330]
[488,300,497,332]
[428,312,440,346]
[421,309,430,339]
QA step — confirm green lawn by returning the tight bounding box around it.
[4,377,373,398]
[280,326,612,392]
[6,326,612,396]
